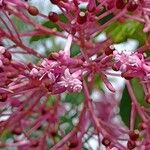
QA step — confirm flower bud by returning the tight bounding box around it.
[116,0,128,9]
[3,51,12,61]
[105,47,114,55]
[77,12,87,24]
[11,127,22,135]
[102,137,111,147]
[0,93,8,102]
[129,130,139,141]
[48,12,59,22]
[50,128,57,137]
[50,0,60,5]
[68,135,78,148]
[27,6,39,16]
[127,140,136,150]
[127,1,138,12]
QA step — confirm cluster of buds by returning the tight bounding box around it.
[0,0,150,149]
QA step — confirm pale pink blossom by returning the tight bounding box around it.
[57,68,82,92]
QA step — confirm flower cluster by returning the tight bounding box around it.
[0,0,150,149]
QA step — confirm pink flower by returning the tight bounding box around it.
[57,68,82,93]
[30,68,40,77]
[113,50,143,72]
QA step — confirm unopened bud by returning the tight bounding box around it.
[28,6,39,16]
[77,12,87,24]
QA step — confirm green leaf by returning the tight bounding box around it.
[94,74,103,90]
[98,13,114,25]
[29,35,50,43]
[131,78,149,107]
[105,20,147,44]
[71,44,80,57]
[12,16,28,32]
[145,49,150,56]
[0,129,11,141]
[46,96,56,106]
[64,92,84,105]
[120,79,146,128]
[119,86,131,127]
[60,115,74,134]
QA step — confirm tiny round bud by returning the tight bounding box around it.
[3,51,12,60]
[68,139,78,148]
[41,107,48,115]
[121,72,133,80]
[71,27,76,35]
[27,6,39,16]
[0,93,8,102]
[102,137,111,147]
[127,1,138,12]
[50,128,57,137]
[105,47,114,55]
[11,127,22,135]
[129,130,139,141]
[50,0,60,5]
[77,12,87,24]
[116,0,128,9]
[48,12,59,22]
[127,140,136,150]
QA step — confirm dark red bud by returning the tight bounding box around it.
[112,64,119,71]
[116,0,128,9]
[27,6,39,16]
[121,72,133,80]
[0,93,8,102]
[71,27,76,35]
[129,130,139,141]
[127,140,136,150]
[27,63,33,69]
[69,139,78,148]
[50,0,60,5]
[127,1,138,12]
[77,12,87,24]
[105,47,114,55]
[102,137,111,147]
[50,128,57,137]
[41,107,48,115]
[3,51,12,60]
[11,127,22,135]
[48,12,59,22]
